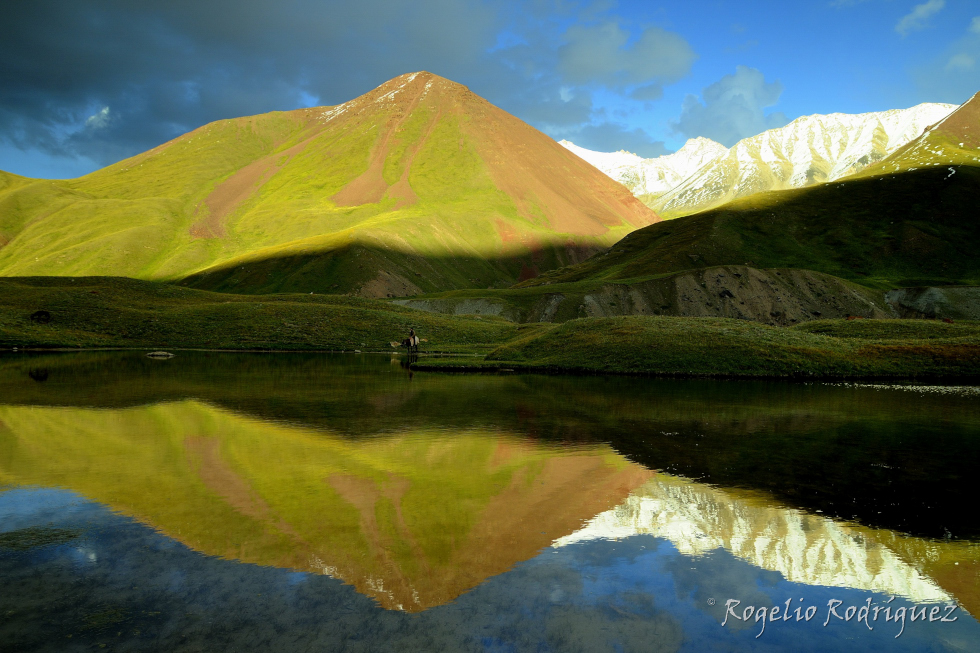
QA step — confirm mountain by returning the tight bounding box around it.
[397,265,894,325]
[558,137,727,198]
[564,103,957,219]
[860,90,980,173]
[0,72,657,297]
[521,91,980,291]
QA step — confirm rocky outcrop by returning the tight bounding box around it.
[395,266,894,326]
[559,266,892,325]
[886,286,980,320]
[390,297,520,320]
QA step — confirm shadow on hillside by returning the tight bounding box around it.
[521,165,980,288]
[177,242,608,297]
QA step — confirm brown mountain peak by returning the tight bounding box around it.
[929,89,980,148]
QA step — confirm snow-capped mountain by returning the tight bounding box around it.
[559,137,727,196]
[562,102,957,218]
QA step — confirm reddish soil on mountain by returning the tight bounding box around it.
[464,92,658,235]
[174,71,660,290]
[933,90,980,148]
[190,136,317,238]
[319,72,658,236]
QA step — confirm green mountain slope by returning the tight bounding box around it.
[520,163,980,290]
[0,72,657,296]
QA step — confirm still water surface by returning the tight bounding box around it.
[0,351,978,652]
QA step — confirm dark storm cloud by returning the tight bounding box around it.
[0,1,693,174]
[0,0,500,163]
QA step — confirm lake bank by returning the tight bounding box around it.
[3,277,980,380]
[412,315,980,379]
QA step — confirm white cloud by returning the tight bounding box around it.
[895,0,945,37]
[671,66,789,147]
[84,106,111,130]
[557,21,696,92]
[945,53,975,71]
[971,16,980,34]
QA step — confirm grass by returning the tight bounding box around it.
[522,165,980,290]
[389,278,614,321]
[0,277,514,352]
[419,315,980,378]
[3,277,979,379]
[395,264,895,325]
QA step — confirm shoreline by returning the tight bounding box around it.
[3,347,980,384]
[407,358,980,383]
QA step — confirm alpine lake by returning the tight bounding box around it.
[0,350,978,653]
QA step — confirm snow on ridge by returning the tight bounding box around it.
[560,137,728,196]
[376,86,402,103]
[320,100,353,123]
[650,102,959,215]
[568,102,957,213]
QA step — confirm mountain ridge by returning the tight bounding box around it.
[559,136,727,197]
[563,102,957,218]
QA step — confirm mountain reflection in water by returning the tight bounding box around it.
[0,400,652,611]
[0,350,978,648]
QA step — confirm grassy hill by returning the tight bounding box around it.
[394,265,895,326]
[0,276,516,352]
[518,164,980,290]
[0,72,657,296]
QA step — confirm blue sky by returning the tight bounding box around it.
[1,0,978,178]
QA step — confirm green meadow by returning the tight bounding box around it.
[0,277,513,353]
[2,277,979,379]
